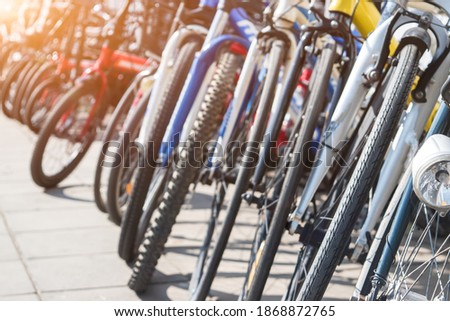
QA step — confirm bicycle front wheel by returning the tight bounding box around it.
[297,44,422,301]
[382,202,450,300]
[105,89,150,223]
[30,80,102,188]
[191,39,287,300]
[93,82,147,214]
[246,40,336,301]
[128,51,242,293]
[118,41,200,262]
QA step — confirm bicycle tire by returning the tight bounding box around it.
[93,82,145,214]
[13,59,42,122]
[118,41,200,262]
[18,60,56,122]
[30,80,102,188]
[24,77,63,133]
[297,44,421,301]
[23,60,56,103]
[191,40,287,300]
[104,89,149,223]
[128,51,242,293]
[1,59,28,118]
[189,86,262,294]
[246,42,336,301]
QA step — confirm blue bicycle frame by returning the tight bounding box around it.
[159,1,258,167]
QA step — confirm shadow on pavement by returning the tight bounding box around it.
[44,184,94,203]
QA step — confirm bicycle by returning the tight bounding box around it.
[93,69,156,216]
[189,0,378,301]
[92,0,182,217]
[189,0,323,300]
[104,0,216,228]
[353,78,450,300]
[24,0,106,132]
[237,0,450,301]
[121,0,264,292]
[0,1,74,119]
[295,0,450,301]
[30,0,152,188]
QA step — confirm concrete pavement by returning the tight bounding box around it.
[0,113,358,301]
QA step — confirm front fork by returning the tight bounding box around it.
[206,21,299,181]
[136,25,208,145]
[288,10,444,234]
[207,39,262,179]
[287,18,392,234]
[160,34,251,167]
[352,49,450,261]
[353,100,450,300]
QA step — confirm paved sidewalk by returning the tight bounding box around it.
[0,114,358,301]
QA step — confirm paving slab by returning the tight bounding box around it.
[4,208,111,233]
[41,286,142,301]
[0,219,7,235]
[0,192,93,213]
[0,293,40,301]
[0,261,35,297]
[0,235,19,262]
[25,253,131,292]
[0,180,44,196]
[14,227,120,259]
[41,283,189,301]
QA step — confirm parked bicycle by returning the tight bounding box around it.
[30,0,152,188]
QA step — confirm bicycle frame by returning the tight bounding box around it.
[141,1,260,170]
[354,98,450,300]
[288,5,450,235]
[136,0,218,145]
[329,0,380,39]
[53,54,92,79]
[352,55,450,260]
[206,0,310,178]
[64,0,153,139]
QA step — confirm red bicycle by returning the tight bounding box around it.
[23,50,96,133]
[30,0,153,188]
[22,1,108,133]
[23,1,105,132]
